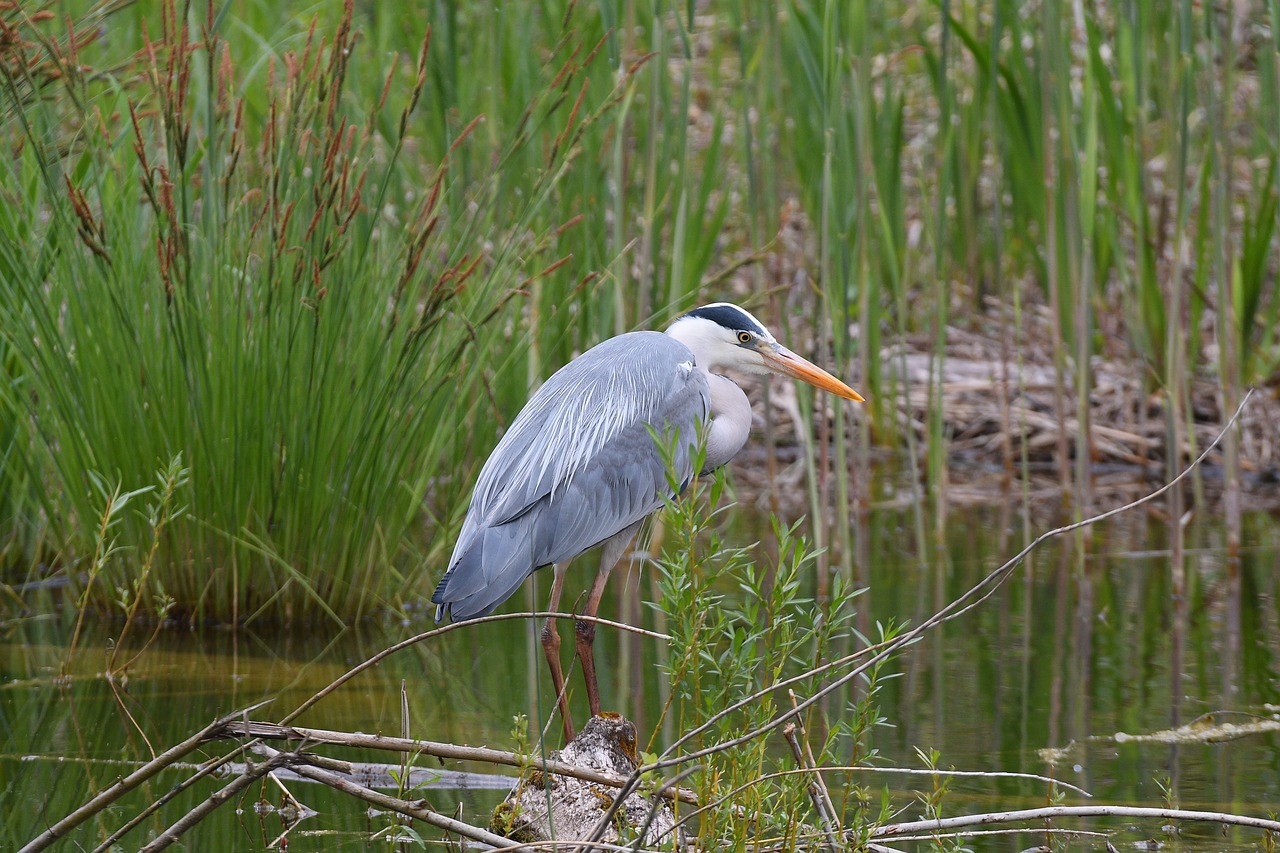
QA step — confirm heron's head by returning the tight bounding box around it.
[667,303,865,402]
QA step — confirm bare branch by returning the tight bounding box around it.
[784,722,842,852]
[253,744,679,853]
[90,742,257,852]
[215,719,699,804]
[787,690,844,849]
[873,804,1280,838]
[18,701,272,853]
[137,751,297,853]
[628,765,702,852]
[660,764,1091,841]
[885,827,1110,842]
[253,744,516,847]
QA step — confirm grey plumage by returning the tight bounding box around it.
[432,331,708,621]
[430,303,863,741]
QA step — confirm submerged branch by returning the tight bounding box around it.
[215,719,700,804]
[138,750,298,853]
[252,744,517,848]
[18,701,271,853]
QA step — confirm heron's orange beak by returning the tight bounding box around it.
[762,345,865,402]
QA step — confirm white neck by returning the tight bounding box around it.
[665,315,755,471]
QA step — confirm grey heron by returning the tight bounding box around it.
[432,302,864,740]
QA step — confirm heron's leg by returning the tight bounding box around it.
[576,524,640,718]
[540,561,575,742]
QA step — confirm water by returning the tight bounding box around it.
[3,479,1279,851]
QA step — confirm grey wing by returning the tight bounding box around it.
[431,331,709,621]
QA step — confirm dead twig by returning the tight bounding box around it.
[659,764,1093,842]
[884,827,1110,843]
[19,701,271,853]
[783,722,841,853]
[90,741,258,853]
[787,690,843,850]
[872,805,1280,838]
[138,750,298,853]
[626,764,702,853]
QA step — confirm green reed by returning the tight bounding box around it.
[0,1,652,622]
[2,2,1277,624]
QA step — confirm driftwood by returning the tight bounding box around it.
[493,713,683,846]
[216,718,699,805]
[873,806,1280,839]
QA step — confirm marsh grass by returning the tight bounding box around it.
[0,1,656,622]
[1,2,1278,624]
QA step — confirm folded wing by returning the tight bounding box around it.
[432,331,709,621]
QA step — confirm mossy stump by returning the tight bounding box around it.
[492,713,683,846]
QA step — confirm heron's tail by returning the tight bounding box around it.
[430,583,450,623]
[430,524,539,622]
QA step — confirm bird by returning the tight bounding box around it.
[431,302,864,740]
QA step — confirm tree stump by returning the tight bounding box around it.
[491,713,683,846]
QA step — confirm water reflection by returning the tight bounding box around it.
[2,489,1279,850]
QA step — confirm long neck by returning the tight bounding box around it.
[665,316,754,471]
[701,371,751,473]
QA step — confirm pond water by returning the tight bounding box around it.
[3,469,1279,851]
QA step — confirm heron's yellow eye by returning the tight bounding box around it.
[737,331,752,344]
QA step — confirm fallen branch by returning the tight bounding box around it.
[884,827,1110,843]
[19,701,271,853]
[215,719,700,805]
[138,750,298,853]
[1073,712,1280,749]
[252,743,517,848]
[872,805,1280,838]
[660,764,1091,841]
[90,741,258,853]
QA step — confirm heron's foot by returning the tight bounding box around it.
[540,619,560,653]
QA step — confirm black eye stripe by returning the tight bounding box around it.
[684,304,768,337]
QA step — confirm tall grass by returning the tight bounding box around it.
[769,2,1275,490]
[0,1,652,622]
[1,2,1276,623]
